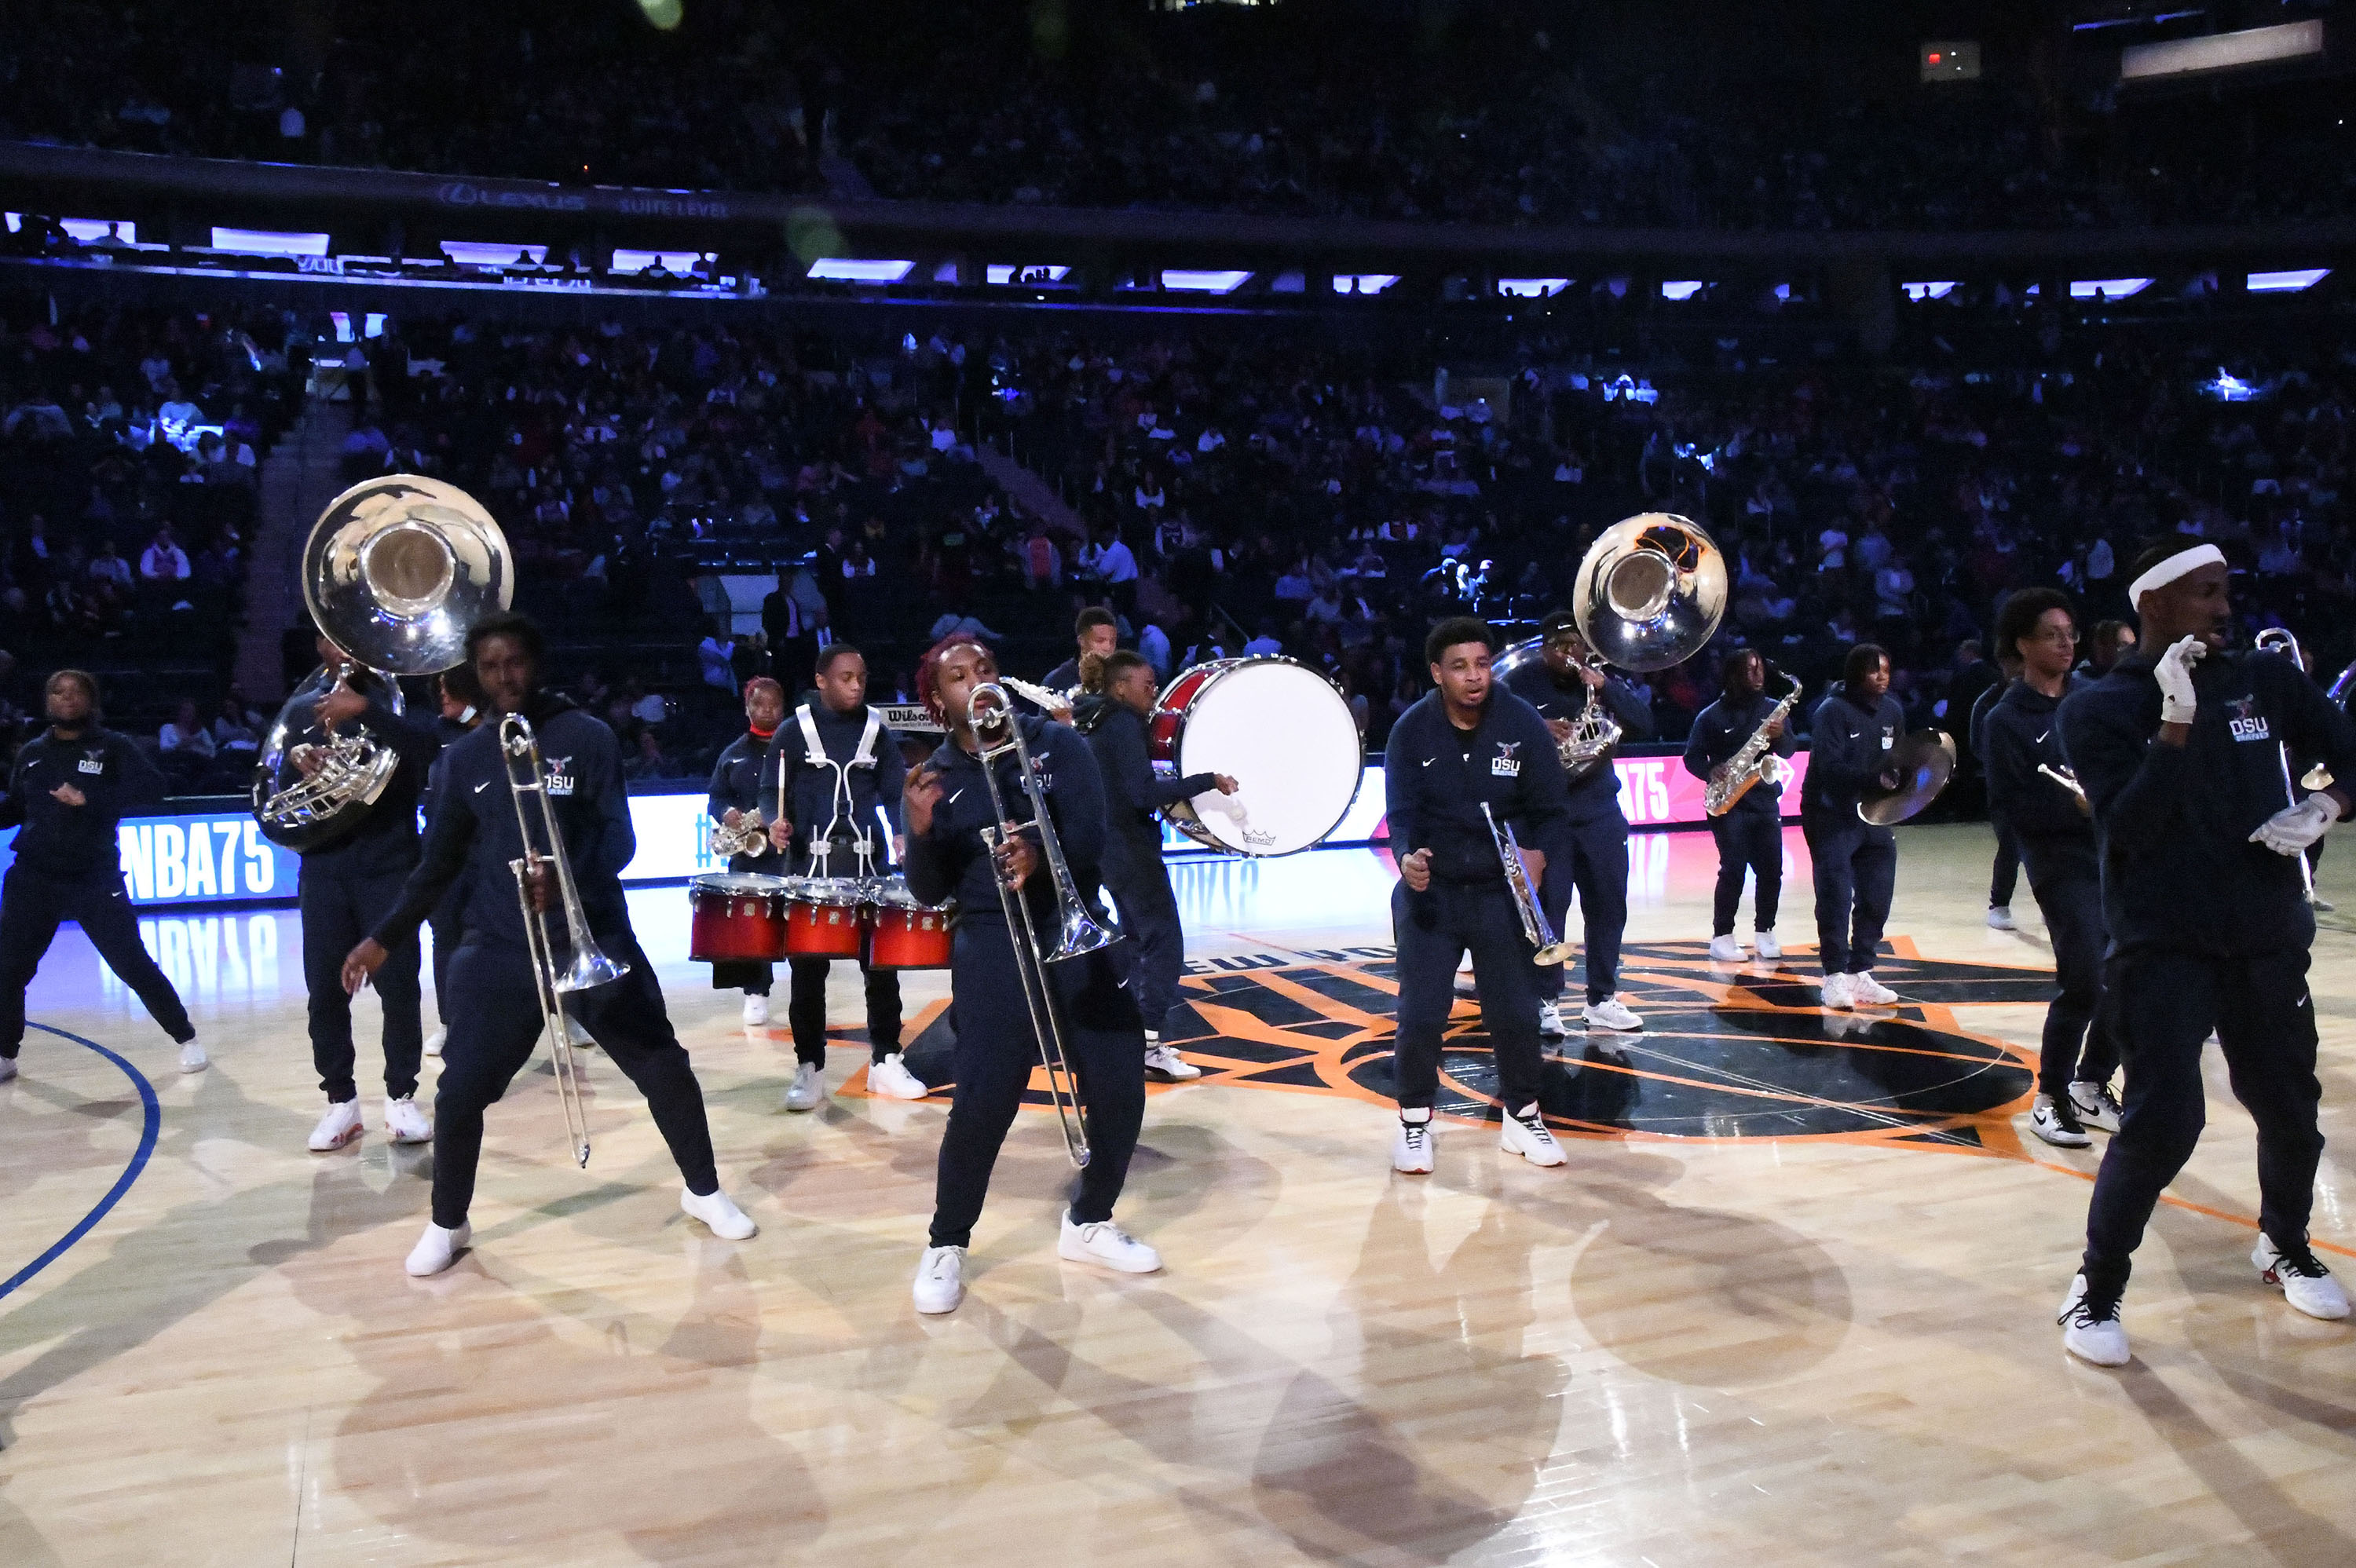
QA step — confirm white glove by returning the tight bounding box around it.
[2153,634,2206,726]
[2251,791,2340,856]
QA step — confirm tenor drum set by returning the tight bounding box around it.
[688,873,956,971]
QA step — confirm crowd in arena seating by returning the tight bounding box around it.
[0,294,296,778]
[9,1,2351,231]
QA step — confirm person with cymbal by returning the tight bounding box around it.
[1801,643,1906,1011]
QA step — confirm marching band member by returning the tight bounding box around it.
[902,636,1156,1314]
[423,664,486,1058]
[1981,589,2119,1148]
[1502,609,1652,1035]
[0,670,204,1082]
[1385,617,1570,1173]
[1043,607,1119,698]
[1074,648,1235,1081]
[343,612,755,1277]
[290,624,443,1153]
[1970,651,2023,932]
[2054,542,2355,1365]
[1802,644,1905,1010]
[759,645,921,1108]
[704,676,791,1029]
[1682,649,1796,962]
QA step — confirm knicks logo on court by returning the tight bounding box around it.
[2227,696,2273,743]
[1491,740,1522,777]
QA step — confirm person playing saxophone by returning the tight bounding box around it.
[1684,649,1798,963]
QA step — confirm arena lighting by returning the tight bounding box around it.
[1659,280,1709,301]
[2248,268,2330,293]
[985,264,1072,284]
[1332,273,1401,294]
[807,258,916,283]
[1161,269,1253,292]
[612,248,709,273]
[1902,281,1959,301]
[2070,277,2153,298]
[60,218,136,244]
[440,240,547,265]
[209,227,330,257]
[1497,277,1570,298]
[2120,20,2324,82]
[2202,367,2265,402]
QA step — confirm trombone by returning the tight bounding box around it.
[1479,802,1575,966]
[968,682,1122,1168]
[500,711,631,1168]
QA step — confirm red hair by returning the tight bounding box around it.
[915,635,992,721]
[742,676,782,704]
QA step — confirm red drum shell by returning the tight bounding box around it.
[785,880,866,959]
[688,874,792,963]
[864,903,954,970]
[1148,662,1222,764]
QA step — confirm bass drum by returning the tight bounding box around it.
[687,872,792,963]
[1149,657,1363,856]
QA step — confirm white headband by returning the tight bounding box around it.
[2128,543,2226,607]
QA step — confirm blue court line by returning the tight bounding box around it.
[0,1022,163,1301]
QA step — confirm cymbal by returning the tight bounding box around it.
[1860,731,1955,826]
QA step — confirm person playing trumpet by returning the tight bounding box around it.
[1385,617,1571,1174]
[1981,588,2120,1149]
[901,635,1157,1315]
[343,612,756,1277]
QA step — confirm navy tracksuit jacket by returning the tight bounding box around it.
[1683,689,1798,937]
[1802,685,1904,975]
[1080,696,1220,1042]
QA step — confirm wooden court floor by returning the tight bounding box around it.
[3,824,2353,1566]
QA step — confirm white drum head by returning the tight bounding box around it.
[1170,661,1362,855]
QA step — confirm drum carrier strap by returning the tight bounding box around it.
[794,703,883,877]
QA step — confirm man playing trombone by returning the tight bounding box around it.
[901,635,1157,1315]
[342,612,757,1277]
[1384,617,1571,1174]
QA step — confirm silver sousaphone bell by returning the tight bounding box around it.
[251,475,514,851]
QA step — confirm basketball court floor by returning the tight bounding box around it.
[4,823,2353,1566]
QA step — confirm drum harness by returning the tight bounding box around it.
[794,703,884,878]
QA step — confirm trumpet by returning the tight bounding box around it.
[500,712,630,1168]
[1479,802,1575,966]
[2038,762,2092,814]
[968,682,1122,1168]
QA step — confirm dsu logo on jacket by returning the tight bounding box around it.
[1490,740,1522,777]
[2226,696,2273,744]
[543,755,576,796]
[76,747,108,775]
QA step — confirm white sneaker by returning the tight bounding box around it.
[178,1039,208,1073]
[308,1099,364,1152]
[866,1052,929,1099]
[0,1056,17,1084]
[1392,1111,1435,1174]
[384,1095,433,1144]
[1385,1106,1423,1168]
[2069,1080,2124,1134]
[1498,1106,1566,1168]
[1708,934,1743,963]
[1536,1000,1567,1036]
[405,1221,470,1277]
[681,1186,758,1240]
[1144,1043,1202,1081]
[741,994,770,1027]
[1754,930,1783,960]
[2030,1094,2091,1148]
[2058,1274,2131,1366]
[1987,905,2016,931]
[1820,972,1857,1011]
[2253,1235,2352,1321]
[783,1061,826,1112]
[913,1245,967,1314]
[1584,996,1644,1032]
[1850,971,1901,1007]
[1059,1210,1162,1274]
[423,1027,445,1058]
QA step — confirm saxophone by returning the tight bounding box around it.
[1704,672,1803,817]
